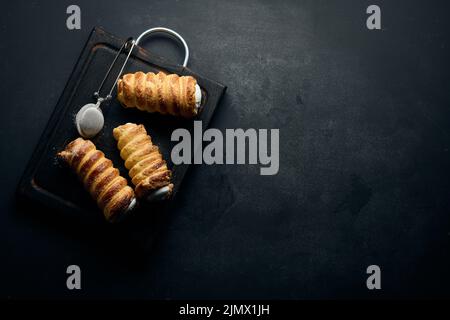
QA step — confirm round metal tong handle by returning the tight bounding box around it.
[95,27,190,104]
[135,27,189,67]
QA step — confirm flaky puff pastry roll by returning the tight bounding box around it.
[113,123,174,201]
[58,138,136,222]
[117,71,201,118]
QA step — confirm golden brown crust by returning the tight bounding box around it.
[117,71,198,118]
[113,123,173,199]
[57,138,135,222]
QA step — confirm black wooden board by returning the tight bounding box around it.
[17,27,226,224]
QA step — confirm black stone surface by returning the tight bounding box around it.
[1,0,450,299]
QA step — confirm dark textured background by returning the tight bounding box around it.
[1,0,450,299]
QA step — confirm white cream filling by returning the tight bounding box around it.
[125,197,137,213]
[195,84,202,109]
[146,186,171,202]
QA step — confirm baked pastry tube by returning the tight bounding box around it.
[117,71,202,118]
[113,123,174,201]
[57,138,136,222]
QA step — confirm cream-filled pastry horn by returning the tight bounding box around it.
[113,123,174,201]
[58,138,136,222]
[117,71,201,118]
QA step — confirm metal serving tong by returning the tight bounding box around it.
[75,27,190,138]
